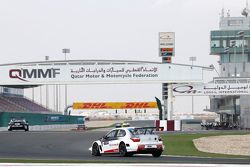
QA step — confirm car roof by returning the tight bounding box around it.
[112,127,135,130]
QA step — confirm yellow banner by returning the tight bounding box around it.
[73,102,157,109]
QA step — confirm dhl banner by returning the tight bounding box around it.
[73,102,157,109]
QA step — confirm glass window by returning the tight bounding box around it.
[235,54,248,62]
[229,54,234,62]
[117,130,126,137]
[228,20,243,26]
[243,54,248,62]
[211,40,220,48]
[243,39,248,47]
[105,130,117,138]
[235,54,242,63]
[223,40,227,48]
[128,128,155,135]
[221,54,229,63]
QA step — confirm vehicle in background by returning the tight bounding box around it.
[115,122,130,128]
[201,121,238,130]
[115,123,122,128]
[8,119,29,131]
[122,122,130,127]
[91,127,164,157]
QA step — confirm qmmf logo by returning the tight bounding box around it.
[9,68,60,82]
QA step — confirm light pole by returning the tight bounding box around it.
[62,48,70,61]
[189,56,196,115]
[62,48,70,114]
[45,56,49,109]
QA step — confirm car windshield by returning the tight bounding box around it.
[11,119,25,122]
[128,127,155,135]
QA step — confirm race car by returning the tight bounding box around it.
[8,119,29,131]
[91,127,164,157]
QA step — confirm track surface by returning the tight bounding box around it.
[0,131,250,164]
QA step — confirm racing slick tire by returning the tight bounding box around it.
[152,151,162,157]
[92,143,101,156]
[119,142,128,157]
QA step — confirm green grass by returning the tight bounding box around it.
[161,131,250,158]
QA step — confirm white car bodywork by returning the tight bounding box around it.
[91,127,164,157]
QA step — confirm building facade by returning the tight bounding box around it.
[210,9,250,128]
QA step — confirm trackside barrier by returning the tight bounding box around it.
[155,120,181,131]
[0,124,79,131]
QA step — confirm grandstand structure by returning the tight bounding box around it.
[0,87,51,113]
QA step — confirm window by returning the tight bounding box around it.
[117,130,126,137]
[228,20,243,26]
[211,40,220,48]
[221,54,229,63]
[105,130,117,138]
[230,40,242,47]
[128,128,155,135]
[223,40,227,48]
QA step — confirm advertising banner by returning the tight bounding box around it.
[73,102,158,109]
[173,83,250,96]
[0,62,203,85]
[159,32,175,57]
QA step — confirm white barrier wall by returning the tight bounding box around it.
[155,120,181,131]
[174,120,181,131]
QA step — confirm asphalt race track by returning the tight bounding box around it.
[0,131,250,164]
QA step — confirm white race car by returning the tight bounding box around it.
[91,127,164,157]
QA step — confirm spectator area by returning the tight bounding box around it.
[0,95,50,113]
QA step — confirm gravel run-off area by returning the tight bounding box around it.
[193,134,250,156]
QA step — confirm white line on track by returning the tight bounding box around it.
[0,164,249,167]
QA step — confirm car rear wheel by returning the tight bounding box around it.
[92,143,101,156]
[119,142,128,157]
[152,151,162,157]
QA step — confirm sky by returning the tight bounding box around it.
[0,0,247,114]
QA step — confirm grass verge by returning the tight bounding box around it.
[161,131,250,158]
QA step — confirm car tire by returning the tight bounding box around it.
[92,143,101,156]
[8,128,12,131]
[152,151,162,157]
[25,126,29,131]
[119,142,128,157]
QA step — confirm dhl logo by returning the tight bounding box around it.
[73,102,157,109]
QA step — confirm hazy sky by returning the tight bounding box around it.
[0,0,247,114]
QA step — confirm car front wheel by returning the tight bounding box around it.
[92,143,101,156]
